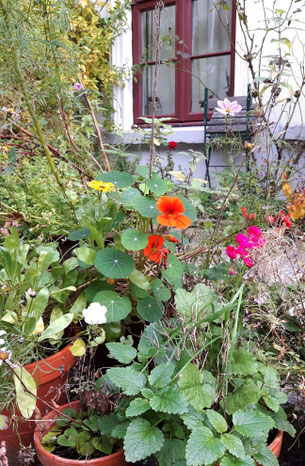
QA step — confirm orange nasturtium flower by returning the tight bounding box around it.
[164,234,179,243]
[156,196,191,229]
[88,180,115,192]
[144,235,170,265]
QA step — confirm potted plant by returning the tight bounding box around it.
[34,288,295,466]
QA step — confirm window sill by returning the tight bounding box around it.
[106,126,205,145]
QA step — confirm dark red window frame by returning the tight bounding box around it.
[132,0,236,126]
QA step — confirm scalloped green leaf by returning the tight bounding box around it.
[121,230,148,251]
[106,342,137,364]
[95,248,135,279]
[206,409,228,434]
[124,418,164,463]
[148,363,175,388]
[231,349,258,376]
[149,386,188,415]
[107,367,146,396]
[134,197,159,218]
[94,290,132,322]
[137,295,164,322]
[97,171,134,188]
[126,398,150,417]
[178,364,215,410]
[233,408,275,438]
[186,426,225,466]
[221,433,245,459]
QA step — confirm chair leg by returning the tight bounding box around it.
[205,144,212,188]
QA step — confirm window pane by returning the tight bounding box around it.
[142,64,175,115]
[191,55,231,113]
[192,0,232,55]
[141,5,176,61]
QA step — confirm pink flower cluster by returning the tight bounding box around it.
[226,226,265,268]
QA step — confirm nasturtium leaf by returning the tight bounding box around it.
[186,425,225,466]
[95,248,135,279]
[134,197,159,218]
[123,418,164,463]
[38,313,73,341]
[126,398,150,417]
[86,280,114,301]
[231,349,258,376]
[107,367,146,396]
[221,433,245,459]
[162,254,185,288]
[106,342,137,364]
[148,362,175,388]
[136,165,150,178]
[97,171,134,188]
[94,290,132,322]
[13,365,37,419]
[137,295,164,322]
[151,278,171,302]
[74,247,96,265]
[130,282,148,298]
[146,174,168,196]
[233,407,275,438]
[69,339,86,357]
[120,188,142,204]
[177,195,197,222]
[206,409,228,434]
[178,364,215,410]
[67,228,91,241]
[149,386,188,414]
[121,230,148,251]
[129,269,151,291]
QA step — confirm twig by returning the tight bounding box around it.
[148,0,164,178]
[83,91,110,172]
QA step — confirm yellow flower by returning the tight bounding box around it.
[88,180,115,192]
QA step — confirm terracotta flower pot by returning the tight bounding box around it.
[34,400,130,466]
[1,343,77,465]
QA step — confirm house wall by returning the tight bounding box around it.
[108,1,305,183]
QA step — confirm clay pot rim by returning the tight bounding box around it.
[34,400,125,465]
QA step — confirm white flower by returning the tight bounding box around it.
[0,348,11,367]
[82,302,108,325]
[27,288,37,297]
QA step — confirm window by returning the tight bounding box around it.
[132,0,235,125]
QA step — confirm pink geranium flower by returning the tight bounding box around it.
[226,245,238,259]
[215,98,242,116]
[248,226,262,238]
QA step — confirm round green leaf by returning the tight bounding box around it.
[137,295,164,322]
[95,248,135,279]
[85,280,114,301]
[134,197,159,218]
[97,171,134,188]
[121,230,148,251]
[120,188,142,204]
[146,174,168,196]
[151,279,171,302]
[136,165,150,178]
[69,339,86,357]
[177,195,197,222]
[94,290,132,322]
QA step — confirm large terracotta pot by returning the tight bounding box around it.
[34,400,130,466]
[1,343,77,465]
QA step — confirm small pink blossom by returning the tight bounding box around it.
[229,269,235,275]
[73,83,83,91]
[226,245,238,259]
[215,98,242,116]
[248,226,262,238]
[236,233,249,246]
[243,257,253,268]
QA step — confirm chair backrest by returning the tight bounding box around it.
[203,89,256,139]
